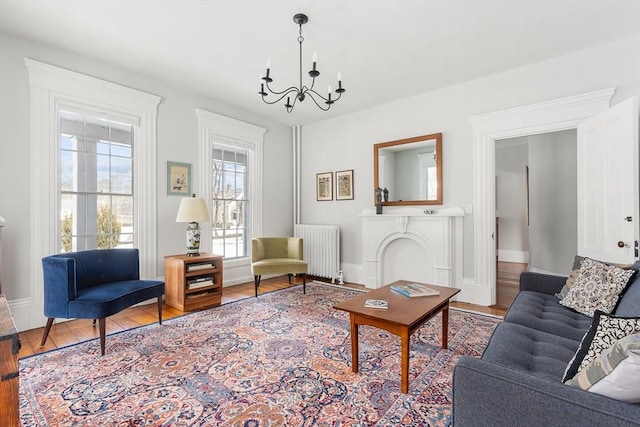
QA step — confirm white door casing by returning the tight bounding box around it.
[577,97,639,263]
[471,88,615,306]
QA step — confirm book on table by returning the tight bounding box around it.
[391,283,440,297]
[364,299,389,309]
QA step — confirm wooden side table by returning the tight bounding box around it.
[164,253,223,311]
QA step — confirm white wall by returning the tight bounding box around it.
[300,35,640,290]
[0,32,293,308]
[528,130,577,275]
[495,138,529,263]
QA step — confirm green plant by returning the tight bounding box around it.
[97,205,121,249]
[60,206,122,251]
[61,213,73,252]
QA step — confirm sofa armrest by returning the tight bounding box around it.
[453,357,640,427]
[42,256,76,318]
[519,271,567,295]
[288,237,304,261]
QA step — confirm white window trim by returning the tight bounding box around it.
[196,109,265,273]
[26,58,161,329]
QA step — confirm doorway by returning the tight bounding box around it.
[494,130,577,307]
[471,88,614,306]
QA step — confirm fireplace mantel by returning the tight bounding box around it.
[361,207,464,288]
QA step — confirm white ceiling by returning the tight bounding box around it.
[0,1,638,127]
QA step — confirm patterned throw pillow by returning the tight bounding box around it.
[556,255,585,299]
[565,332,640,402]
[558,258,637,317]
[562,311,640,382]
[556,256,634,300]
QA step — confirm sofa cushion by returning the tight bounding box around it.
[563,311,640,382]
[565,332,640,403]
[504,291,592,341]
[616,260,640,317]
[558,258,637,317]
[557,255,586,299]
[68,279,165,318]
[482,322,580,381]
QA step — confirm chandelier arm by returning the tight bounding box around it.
[306,88,330,102]
[261,88,300,105]
[264,81,300,96]
[308,88,343,104]
[305,91,332,111]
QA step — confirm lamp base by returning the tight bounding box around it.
[185,222,201,257]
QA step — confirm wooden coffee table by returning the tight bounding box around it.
[333,280,460,393]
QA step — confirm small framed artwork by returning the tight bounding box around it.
[336,169,354,200]
[167,161,192,196]
[316,172,333,201]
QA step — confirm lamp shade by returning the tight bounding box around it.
[175,196,210,223]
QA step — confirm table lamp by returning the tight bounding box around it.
[175,194,210,256]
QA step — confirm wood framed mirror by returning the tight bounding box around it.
[373,133,442,206]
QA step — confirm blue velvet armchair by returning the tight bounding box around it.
[41,248,165,355]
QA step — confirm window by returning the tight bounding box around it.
[211,145,248,258]
[27,58,160,293]
[196,109,265,265]
[59,111,134,252]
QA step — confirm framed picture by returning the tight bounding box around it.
[316,172,333,201]
[167,161,192,196]
[336,169,354,200]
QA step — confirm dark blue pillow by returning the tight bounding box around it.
[615,260,640,317]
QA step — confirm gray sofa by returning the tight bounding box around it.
[452,268,640,426]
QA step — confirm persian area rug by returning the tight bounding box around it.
[19,283,501,426]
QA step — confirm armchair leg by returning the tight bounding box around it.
[288,274,292,285]
[254,275,261,297]
[303,273,307,294]
[157,296,163,325]
[40,318,55,347]
[98,318,106,356]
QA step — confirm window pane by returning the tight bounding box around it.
[111,156,132,194]
[59,111,134,251]
[97,154,110,193]
[114,195,134,247]
[211,144,249,260]
[111,142,131,158]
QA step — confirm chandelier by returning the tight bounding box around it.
[259,13,345,113]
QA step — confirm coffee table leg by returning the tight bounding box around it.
[442,303,449,349]
[401,329,410,393]
[350,315,359,373]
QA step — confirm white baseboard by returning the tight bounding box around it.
[498,250,529,263]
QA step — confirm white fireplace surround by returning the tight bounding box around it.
[361,207,465,289]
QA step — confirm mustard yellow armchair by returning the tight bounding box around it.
[251,237,308,296]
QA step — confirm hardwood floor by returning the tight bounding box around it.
[17,276,506,359]
[496,261,528,309]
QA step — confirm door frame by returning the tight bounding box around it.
[469,88,615,306]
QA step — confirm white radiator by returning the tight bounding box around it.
[294,224,340,282]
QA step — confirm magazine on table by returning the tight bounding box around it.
[391,283,440,297]
[364,299,389,309]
